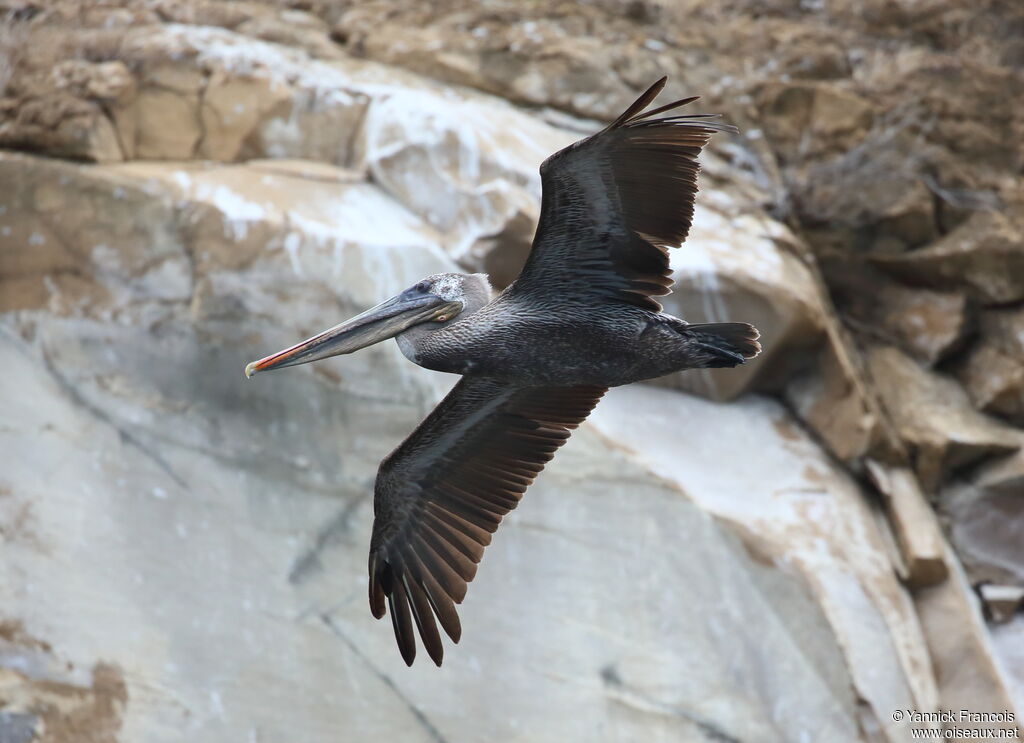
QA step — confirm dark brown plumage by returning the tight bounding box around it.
[368,380,606,666]
[517,78,735,312]
[245,77,760,667]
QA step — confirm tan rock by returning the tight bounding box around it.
[246,159,363,183]
[958,343,1024,424]
[142,63,205,96]
[828,264,970,365]
[347,12,647,121]
[199,68,293,162]
[235,11,343,60]
[123,63,206,160]
[51,60,136,103]
[865,284,969,365]
[871,211,1024,305]
[113,26,371,165]
[873,181,941,250]
[0,96,124,163]
[867,346,1021,491]
[865,460,947,587]
[132,86,200,159]
[956,307,1024,424]
[0,181,93,312]
[979,585,1024,624]
[795,140,940,249]
[757,82,875,162]
[786,351,872,462]
[914,542,1023,736]
[68,108,126,163]
[785,324,899,464]
[975,448,1024,495]
[354,80,575,259]
[247,88,369,166]
[146,0,255,28]
[0,152,189,315]
[979,306,1024,359]
[941,450,1024,586]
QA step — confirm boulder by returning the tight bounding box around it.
[120,63,205,160]
[756,81,876,164]
[51,60,136,103]
[791,133,941,251]
[785,324,900,464]
[866,346,1021,491]
[0,153,186,315]
[957,343,1024,425]
[871,210,1024,305]
[198,67,295,162]
[111,24,572,258]
[235,9,344,60]
[940,450,1024,587]
[811,251,970,366]
[3,23,375,165]
[0,94,125,162]
[353,79,574,262]
[115,26,373,165]
[956,307,1024,424]
[865,461,947,587]
[979,585,1024,624]
[854,283,969,366]
[975,448,1024,496]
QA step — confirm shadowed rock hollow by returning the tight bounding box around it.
[0,1,1022,741]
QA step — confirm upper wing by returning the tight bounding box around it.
[368,377,606,666]
[513,76,735,311]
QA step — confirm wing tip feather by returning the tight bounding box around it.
[369,553,386,619]
[608,75,668,130]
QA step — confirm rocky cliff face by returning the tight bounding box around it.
[0,2,1021,741]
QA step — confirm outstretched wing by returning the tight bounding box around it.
[513,76,735,311]
[368,377,606,666]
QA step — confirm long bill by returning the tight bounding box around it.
[244,292,459,378]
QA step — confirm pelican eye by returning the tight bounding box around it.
[414,280,431,293]
[435,314,449,322]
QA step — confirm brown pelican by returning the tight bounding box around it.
[245,78,760,666]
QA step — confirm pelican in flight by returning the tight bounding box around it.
[245,78,760,666]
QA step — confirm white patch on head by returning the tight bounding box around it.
[428,273,466,301]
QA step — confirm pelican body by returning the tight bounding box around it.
[245,78,761,667]
[400,286,754,386]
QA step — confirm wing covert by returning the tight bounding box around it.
[368,377,606,666]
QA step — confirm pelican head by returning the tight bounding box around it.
[244,272,492,378]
